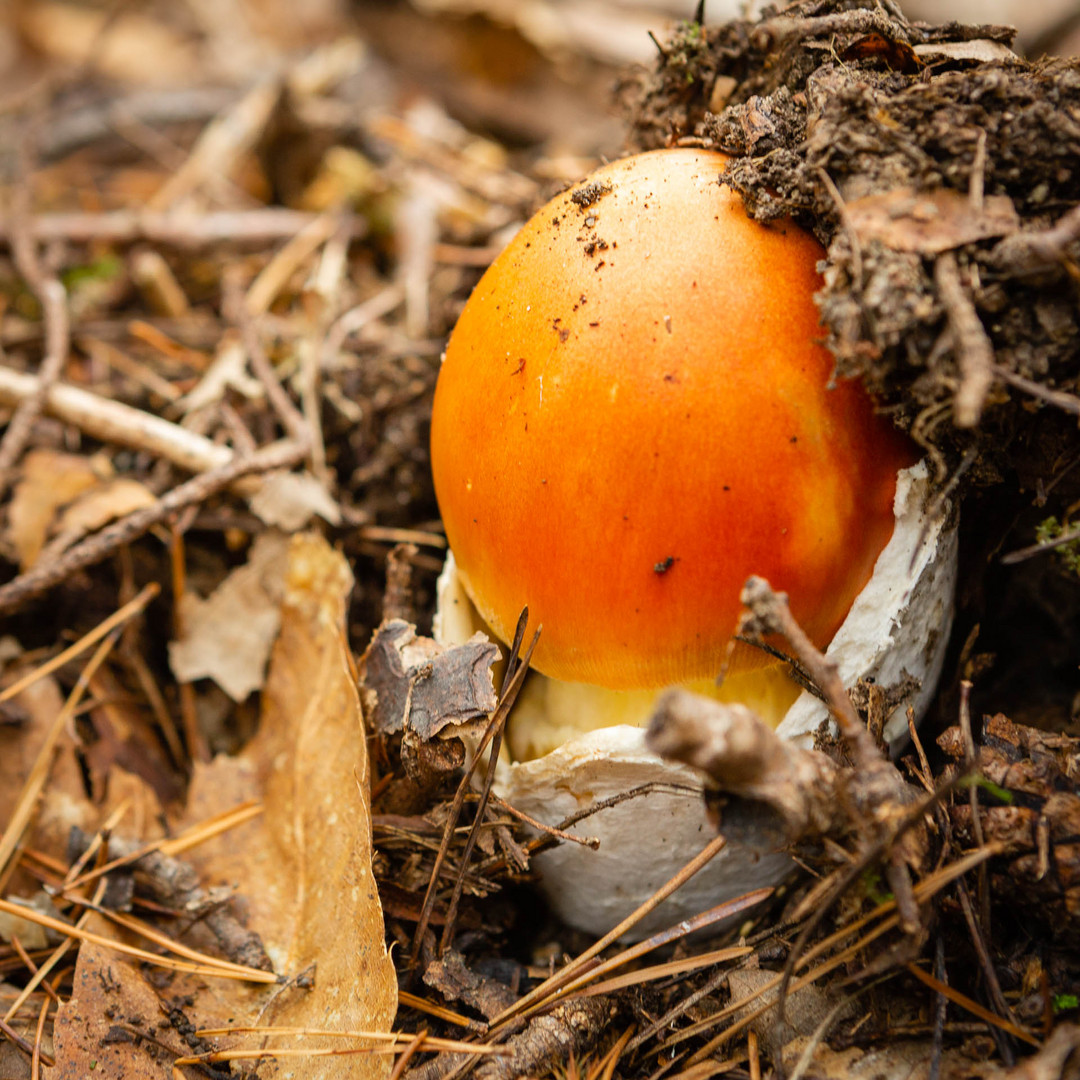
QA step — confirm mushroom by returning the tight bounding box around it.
[430,149,958,936]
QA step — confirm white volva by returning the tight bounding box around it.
[435,460,958,937]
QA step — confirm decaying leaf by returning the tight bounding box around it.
[726,964,859,1065]
[178,533,396,1080]
[845,187,1020,256]
[841,32,923,74]
[362,618,498,739]
[912,38,1018,64]
[0,668,99,889]
[46,478,156,557]
[50,939,215,1080]
[168,530,290,700]
[7,449,110,569]
[249,469,343,530]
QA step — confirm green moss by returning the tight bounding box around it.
[60,253,123,291]
[1036,516,1080,575]
[665,21,710,86]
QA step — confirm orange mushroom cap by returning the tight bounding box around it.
[430,148,916,690]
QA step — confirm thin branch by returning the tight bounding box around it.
[935,251,995,428]
[738,577,880,767]
[993,364,1080,417]
[0,138,71,498]
[0,439,307,615]
[1001,520,1080,565]
[0,209,366,248]
[0,364,230,471]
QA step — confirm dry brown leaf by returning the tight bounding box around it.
[781,1025,1080,1080]
[48,938,210,1079]
[18,3,199,85]
[845,187,1020,255]
[913,38,1018,63]
[7,450,109,570]
[249,470,343,530]
[81,667,182,807]
[177,533,395,1079]
[0,670,94,881]
[168,531,290,701]
[47,478,157,557]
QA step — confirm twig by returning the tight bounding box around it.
[958,681,991,937]
[1001,520,1080,565]
[31,991,51,1074]
[994,202,1080,271]
[147,77,281,211]
[225,271,311,443]
[646,690,842,840]
[817,169,862,290]
[409,613,539,972]
[968,129,987,213]
[992,364,1080,417]
[391,1030,430,1080]
[0,363,301,500]
[0,208,367,248]
[0,1015,52,1067]
[737,577,931,1015]
[323,285,405,365]
[929,935,947,1080]
[398,177,440,338]
[30,86,236,160]
[0,364,228,472]
[935,251,995,428]
[244,213,341,316]
[738,577,881,770]
[437,612,540,954]
[302,219,352,484]
[0,439,307,615]
[0,139,71,498]
[486,793,599,850]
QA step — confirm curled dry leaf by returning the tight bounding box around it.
[179,533,396,1080]
[168,531,290,701]
[46,477,157,558]
[7,448,109,569]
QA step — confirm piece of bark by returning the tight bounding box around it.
[361,620,498,739]
[423,948,517,1021]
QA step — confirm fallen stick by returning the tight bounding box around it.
[0,439,307,615]
[0,364,232,474]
